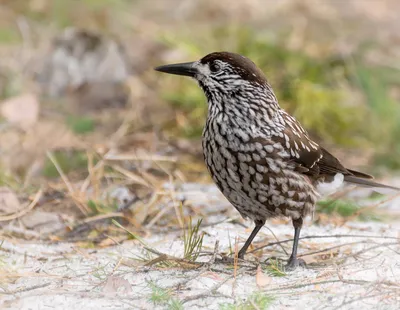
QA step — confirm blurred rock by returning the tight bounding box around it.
[36,28,131,109]
[68,81,130,112]
[20,209,65,235]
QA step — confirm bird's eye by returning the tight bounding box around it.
[209,62,220,72]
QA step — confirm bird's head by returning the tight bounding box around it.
[155,52,269,95]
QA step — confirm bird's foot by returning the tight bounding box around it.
[217,254,243,265]
[285,257,306,271]
[217,256,235,264]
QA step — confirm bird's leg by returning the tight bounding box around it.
[286,217,306,270]
[238,220,265,259]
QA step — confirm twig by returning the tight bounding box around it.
[332,292,393,310]
[336,268,400,288]
[111,164,150,187]
[298,241,369,258]
[167,178,184,229]
[263,226,289,256]
[182,273,236,304]
[1,282,52,295]
[46,151,89,215]
[169,241,220,290]
[80,159,105,193]
[203,240,219,270]
[250,234,400,254]
[234,236,239,279]
[0,189,42,222]
[264,279,342,292]
[345,242,399,261]
[46,151,75,196]
[82,212,125,224]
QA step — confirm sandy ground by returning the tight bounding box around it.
[1,184,400,310]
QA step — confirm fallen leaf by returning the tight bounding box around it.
[301,254,320,264]
[1,93,39,128]
[256,265,272,287]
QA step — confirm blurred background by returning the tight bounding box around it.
[1,0,400,239]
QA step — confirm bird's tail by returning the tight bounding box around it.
[344,174,400,191]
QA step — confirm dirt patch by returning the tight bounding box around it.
[1,184,400,310]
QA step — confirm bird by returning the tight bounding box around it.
[154,52,400,270]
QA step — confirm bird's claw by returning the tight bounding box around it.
[285,257,306,271]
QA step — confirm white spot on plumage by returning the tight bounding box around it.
[266,158,280,173]
[238,153,247,162]
[316,173,344,196]
[298,192,307,200]
[255,173,263,182]
[237,131,249,142]
[248,166,256,175]
[258,195,267,202]
[264,145,274,153]
[256,164,265,173]
[253,153,261,161]
[240,162,249,171]
[285,210,301,219]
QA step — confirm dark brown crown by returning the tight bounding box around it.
[200,52,267,85]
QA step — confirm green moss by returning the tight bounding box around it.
[317,199,383,221]
[0,27,20,44]
[317,199,360,217]
[354,63,400,170]
[292,81,364,145]
[66,116,95,134]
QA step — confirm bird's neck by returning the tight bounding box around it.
[205,84,281,124]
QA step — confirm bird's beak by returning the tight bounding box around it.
[154,62,197,77]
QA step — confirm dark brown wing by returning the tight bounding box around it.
[280,113,398,181]
[276,113,349,177]
[275,113,400,190]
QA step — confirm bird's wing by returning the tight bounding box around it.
[268,112,357,178]
[274,112,352,178]
[271,113,399,190]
